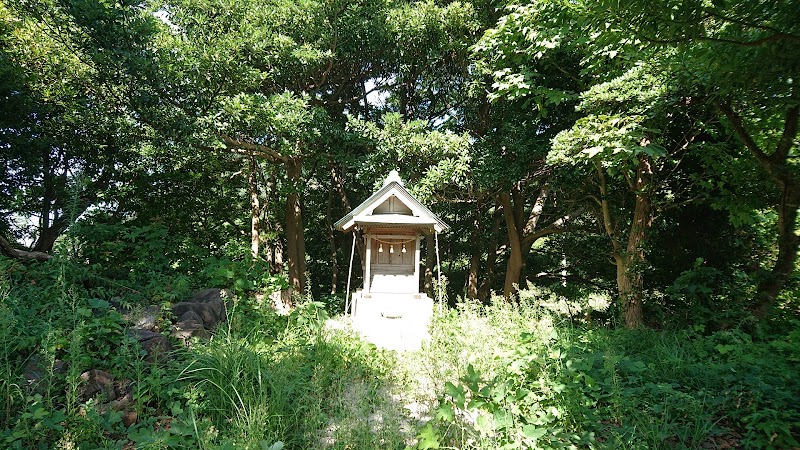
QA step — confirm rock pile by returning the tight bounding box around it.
[125,288,232,360]
[170,288,230,343]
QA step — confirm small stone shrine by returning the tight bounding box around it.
[335,171,448,350]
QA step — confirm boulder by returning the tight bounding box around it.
[171,310,211,341]
[127,306,160,331]
[22,355,46,391]
[85,380,138,427]
[80,369,115,401]
[171,288,230,329]
[97,392,137,427]
[22,355,66,394]
[127,328,174,361]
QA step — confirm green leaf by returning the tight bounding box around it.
[523,425,547,440]
[416,423,440,449]
[444,382,466,407]
[435,403,455,422]
[261,441,284,450]
[715,344,737,355]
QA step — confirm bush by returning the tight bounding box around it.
[406,288,800,450]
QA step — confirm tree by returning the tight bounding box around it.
[0,2,138,256]
[550,65,711,327]
[568,0,800,317]
[471,1,598,299]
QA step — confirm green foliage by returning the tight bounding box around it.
[348,113,473,202]
[2,258,799,449]
[0,252,409,449]
[664,258,753,329]
[407,291,800,450]
[472,2,585,112]
[549,64,674,171]
[69,221,196,303]
[202,256,289,296]
[1,0,799,446]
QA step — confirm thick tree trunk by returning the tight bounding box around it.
[32,225,62,254]
[478,212,503,302]
[285,157,307,298]
[330,162,365,268]
[264,173,283,273]
[248,156,261,260]
[1,235,53,261]
[755,178,800,317]
[467,251,480,300]
[467,203,482,300]
[596,159,652,329]
[615,254,643,328]
[720,102,800,317]
[38,149,53,250]
[425,237,434,297]
[500,186,550,298]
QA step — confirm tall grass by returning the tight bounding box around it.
[402,289,800,450]
[2,257,797,449]
[177,302,410,449]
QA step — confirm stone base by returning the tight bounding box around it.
[348,292,433,351]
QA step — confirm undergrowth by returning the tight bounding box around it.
[403,294,800,450]
[1,254,798,449]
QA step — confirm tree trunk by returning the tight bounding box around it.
[248,156,261,260]
[595,158,651,329]
[754,177,800,317]
[1,235,53,261]
[285,157,307,298]
[326,181,339,295]
[330,162,365,268]
[619,156,653,328]
[500,193,524,298]
[500,185,551,298]
[32,225,62,254]
[467,203,482,300]
[425,236,434,297]
[467,250,480,300]
[720,102,800,317]
[37,149,53,250]
[615,254,643,328]
[264,173,283,273]
[478,211,503,302]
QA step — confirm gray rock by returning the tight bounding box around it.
[172,302,222,329]
[128,328,174,361]
[80,369,115,401]
[22,355,46,389]
[96,391,137,426]
[171,310,211,341]
[191,288,232,304]
[128,328,158,341]
[131,306,160,331]
[171,288,230,329]
[22,355,66,394]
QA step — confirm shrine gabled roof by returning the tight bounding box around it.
[334,171,449,234]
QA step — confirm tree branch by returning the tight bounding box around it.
[702,8,800,41]
[0,234,53,262]
[595,162,621,255]
[640,32,797,48]
[774,104,800,164]
[522,207,587,247]
[718,102,774,172]
[220,135,287,163]
[521,184,549,237]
